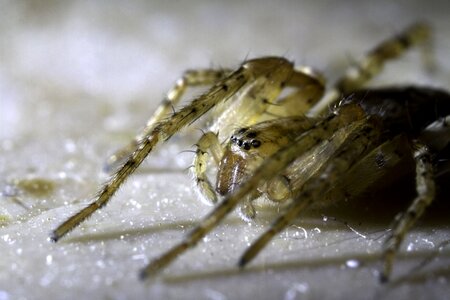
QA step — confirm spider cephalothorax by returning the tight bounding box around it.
[51,23,448,282]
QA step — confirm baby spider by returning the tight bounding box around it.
[50,23,449,282]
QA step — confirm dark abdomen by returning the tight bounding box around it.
[342,87,450,137]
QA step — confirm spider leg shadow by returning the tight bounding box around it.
[161,247,450,284]
[58,212,349,244]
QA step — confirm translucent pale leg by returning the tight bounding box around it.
[193,131,223,204]
[264,66,325,118]
[309,22,432,116]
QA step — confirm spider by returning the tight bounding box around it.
[50,23,450,283]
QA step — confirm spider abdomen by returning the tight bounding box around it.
[343,87,450,136]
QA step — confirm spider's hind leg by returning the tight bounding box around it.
[310,22,433,116]
[336,22,433,94]
[380,142,436,282]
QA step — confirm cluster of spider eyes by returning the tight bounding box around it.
[230,129,261,150]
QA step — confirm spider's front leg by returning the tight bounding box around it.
[50,57,300,242]
[104,68,231,172]
[50,61,257,242]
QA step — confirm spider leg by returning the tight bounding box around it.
[239,180,326,268]
[309,22,432,116]
[336,22,432,93]
[193,131,223,204]
[50,57,301,242]
[239,117,380,266]
[418,115,450,152]
[265,66,325,118]
[139,104,367,279]
[239,191,262,221]
[104,69,231,172]
[380,142,435,282]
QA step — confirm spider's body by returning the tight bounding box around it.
[50,23,449,282]
[218,86,450,211]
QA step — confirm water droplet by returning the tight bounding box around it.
[407,242,415,252]
[64,139,77,153]
[129,199,142,209]
[131,254,147,261]
[58,172,67,179]
[46,255,53,265]
[96,260,106,268]
[421,238,435,248]
[345,259,360,269]
[286,226,307,240]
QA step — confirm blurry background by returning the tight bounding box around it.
[0,1,449,299]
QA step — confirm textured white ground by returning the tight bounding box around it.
[0,1,450,299]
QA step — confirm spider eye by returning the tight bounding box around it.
[251,140,261,148]
[237,128,247,134]
[246,131,257,138]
